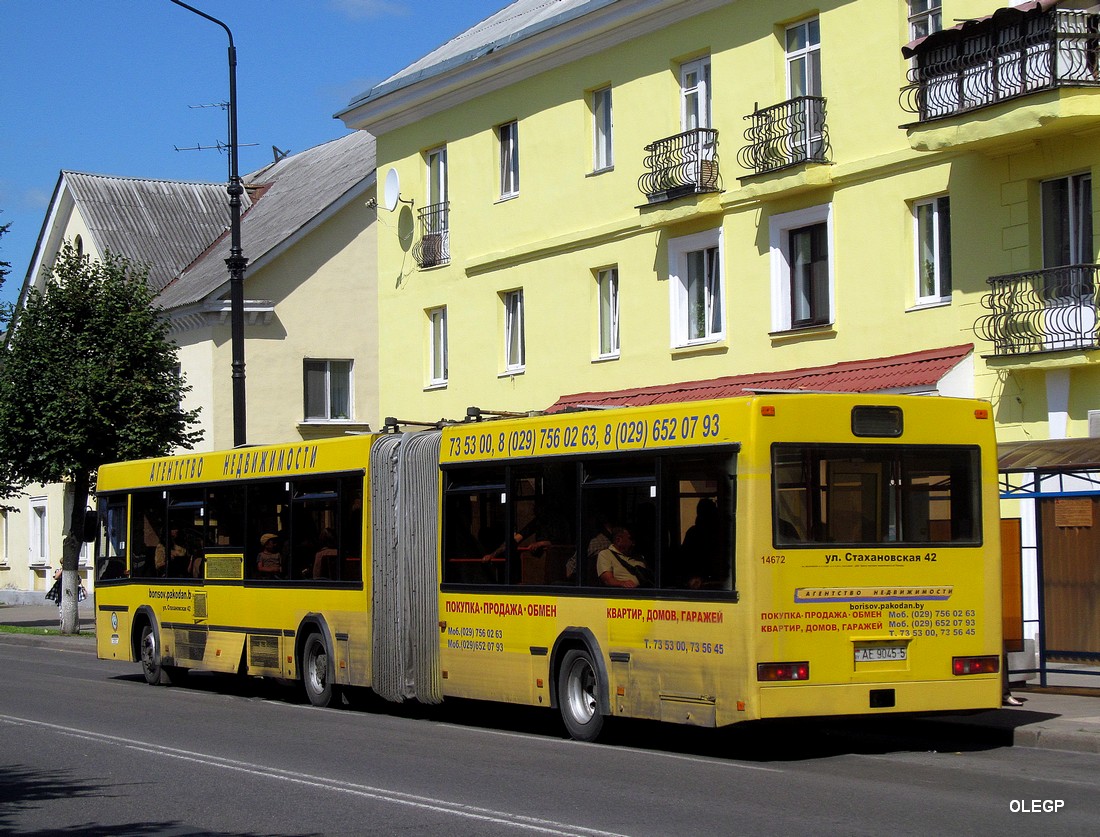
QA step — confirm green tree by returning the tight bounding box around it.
[0,221,23,510]
[0,243,202,633]
[0,220,9,291]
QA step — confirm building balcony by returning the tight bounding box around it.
[736,96,830,177]
[974,265,1100,357]
[414,202,449,268]
[638,128,720,204]
[901,8,1100,124]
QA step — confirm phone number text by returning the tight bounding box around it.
[447,413,723,459]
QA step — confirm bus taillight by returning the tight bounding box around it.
[757,662,809,681]
[952,655,999,675]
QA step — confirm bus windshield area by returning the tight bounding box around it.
[772,443,981,546]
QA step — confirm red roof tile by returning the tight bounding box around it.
[547,344,973,412]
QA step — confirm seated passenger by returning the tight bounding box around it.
[256,533,283,578]
[313,528,339,579]
[596,527,652,589]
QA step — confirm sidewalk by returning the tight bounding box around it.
[2,601,1098,754]
[0,601,96,633]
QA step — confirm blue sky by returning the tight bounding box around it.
[0,0,509,305]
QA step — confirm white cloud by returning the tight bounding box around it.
[328,0,410,19]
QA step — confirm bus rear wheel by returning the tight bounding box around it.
[558,649,605,742]
[301,633,335,708]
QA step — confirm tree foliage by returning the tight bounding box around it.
[0,220,9,293]
[0,243,202,631]
[0,221,21,508]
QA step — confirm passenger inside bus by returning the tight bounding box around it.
[680,499,725,589]
[596,527,652,588]
[256,533,284,578]
[312,528,338,579]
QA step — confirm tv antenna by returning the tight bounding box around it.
[175,102,258,154]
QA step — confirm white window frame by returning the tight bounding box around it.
[0,511,8,567]
[499,121,520,199]
[29,497,48,567]
[786,18,821,99]
[592,86,614,172]
[1042,173,1093,268]
[680,57,711,132]
[596,267,620,359]
[303,359,353,422]
[914,195,952,304]
[426,146,448,213]
[503,289,525,373]
[669,229,724,348]
[908,0,942,42]
[769,204,834,332]
[428,306,448,387]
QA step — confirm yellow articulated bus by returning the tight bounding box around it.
[94,393,1002,741]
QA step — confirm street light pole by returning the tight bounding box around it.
[170,0,248,447]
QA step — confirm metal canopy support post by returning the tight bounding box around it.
[170,0,248,447]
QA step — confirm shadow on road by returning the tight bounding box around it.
[107,670,1042,763]
[0,762,315,837]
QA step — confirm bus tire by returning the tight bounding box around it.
[558,649,605,742]
[139,623,169,686]
[301,633,335,708]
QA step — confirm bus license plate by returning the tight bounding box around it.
[855,646,907,662]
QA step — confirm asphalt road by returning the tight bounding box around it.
[1,636,1097,836]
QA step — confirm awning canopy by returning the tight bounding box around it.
[902,0,1062,59]
[999,437,1100,472]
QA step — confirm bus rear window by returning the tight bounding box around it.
[772,444,981,546]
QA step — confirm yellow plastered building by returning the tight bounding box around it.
[338,0,1100,682]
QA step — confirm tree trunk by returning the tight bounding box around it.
[60,469,90,635]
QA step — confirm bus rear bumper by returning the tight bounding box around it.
[758,677,1000,719]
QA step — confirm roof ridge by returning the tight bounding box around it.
[63,170,224,188]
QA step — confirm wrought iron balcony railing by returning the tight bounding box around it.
[737,96,830,176]
[901,9,1100,122]
[414,201,449,268]
[638,128,720,204]
[974,264,1100,356]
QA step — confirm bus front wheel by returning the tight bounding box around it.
[558,649,605,742]
[139,624,169,686]
[301,633,335,708]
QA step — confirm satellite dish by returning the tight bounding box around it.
[383,168,401,212]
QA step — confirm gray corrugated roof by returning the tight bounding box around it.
[343,0,615,109]
[64,172,234,292]
[156,130,376,310]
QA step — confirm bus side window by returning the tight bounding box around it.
[773,448,810,545]
[663,453,735,592]
[130,490,166,579]
[166,487,204,579]
[443,466,507,585]
[206,485,246,549]
[96,497,128,581]
[512,462,577,586]
[291,478,339,581]
[339,480,364,583]
[580,456,657,589]
[248,481,290,581]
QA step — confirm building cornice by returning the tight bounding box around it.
[337,0,733,135]
[168,300,276,335]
